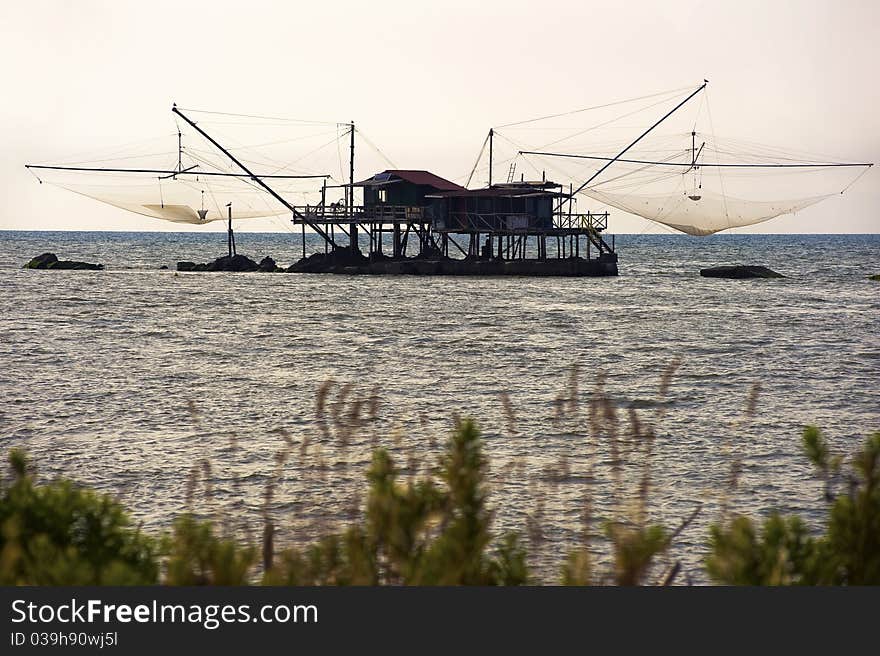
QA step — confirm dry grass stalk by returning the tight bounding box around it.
[669,504,703,542]
[184,465,199,511]
[659,560,681,586]
[635,425,655,529]
[500,391,518,435]
[656,356,682,421]
[315,379,334,441]
[720,383,761,520]
[186,400,201,427]
[367,385,381,421]
[579,486,593,543]
[526,496,546,552]
[567,364,580,418]
[551,394,566,426]
[261,428,295,571]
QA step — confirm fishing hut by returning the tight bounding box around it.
[283,122,618,276]
[288,165,617,275]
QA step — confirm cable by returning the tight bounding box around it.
[495,85,694,128]
[175,107,338,125]
[465,132,490,188]
[356,127,398,169]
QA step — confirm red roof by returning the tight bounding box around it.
[357,170,465,191]
[426,184,560,199]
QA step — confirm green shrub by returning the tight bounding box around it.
[0,449,158,585]
[264,419,527,585]
[706,428,880,585]
[162,515,256,585]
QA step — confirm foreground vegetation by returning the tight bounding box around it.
[2,417,878,585]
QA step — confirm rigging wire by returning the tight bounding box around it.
[355,127,398,169]
[174,107,339,126]
[703,87,730,227]
[495,84,694,128]
[465,131,490,188]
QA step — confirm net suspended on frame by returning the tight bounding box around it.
[473,85,873,235]
[25,108,393,226]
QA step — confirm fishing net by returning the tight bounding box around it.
[474,85,871,235]
[27,108,395,227]
[579,187,832,236]
[27,89,872,235]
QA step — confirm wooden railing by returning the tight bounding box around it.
[290,205,609,233]
[554,212,609,231]
[292,204,424,223]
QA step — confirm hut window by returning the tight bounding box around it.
[378,189,387,203]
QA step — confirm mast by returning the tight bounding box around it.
[226,202,236,258]
[349,121,355,214]
[171,105,338,248]
[488,128,494,187]
[349,121,357,254]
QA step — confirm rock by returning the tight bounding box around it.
[177,254,260,272]
[869,274,880,281]
[24,252,103,270]
[286,249,368,273]
[25,253,57,269]
[286,252,617,276]
[206,254,259,272]
[258,256,282,273]
[159,265,169,270]
[700,265,784,279]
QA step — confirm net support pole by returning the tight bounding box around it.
[349,121,357,255]
[171,105,338,249]
[554,81,708,211]
[489,128,494,187]
[227,203,235,258]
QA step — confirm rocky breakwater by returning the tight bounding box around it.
[24,253,103,270]
[176,255,284,272]
[287,250,619,276]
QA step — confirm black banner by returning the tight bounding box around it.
[0,586,874,653]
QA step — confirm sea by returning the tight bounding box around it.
[1,230,878,583]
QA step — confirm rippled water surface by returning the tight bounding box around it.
[1,230,878,582]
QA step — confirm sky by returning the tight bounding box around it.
[0,0,877,234]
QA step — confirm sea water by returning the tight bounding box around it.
[1,230,878,582]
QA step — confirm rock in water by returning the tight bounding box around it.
[869,274,880,281]
[176,254,260,272]
[286,249,368,273]
[24,252,103,270]
[258,256,282,273]
[24,253,57,268]
[206,254,259,272]
[700,265,784,279]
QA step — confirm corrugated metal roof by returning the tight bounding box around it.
[356,170,465,191]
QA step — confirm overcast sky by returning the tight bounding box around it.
[1,0,877,234]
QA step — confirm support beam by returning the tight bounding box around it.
[549,81,708,211]
[172,106,338,248]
